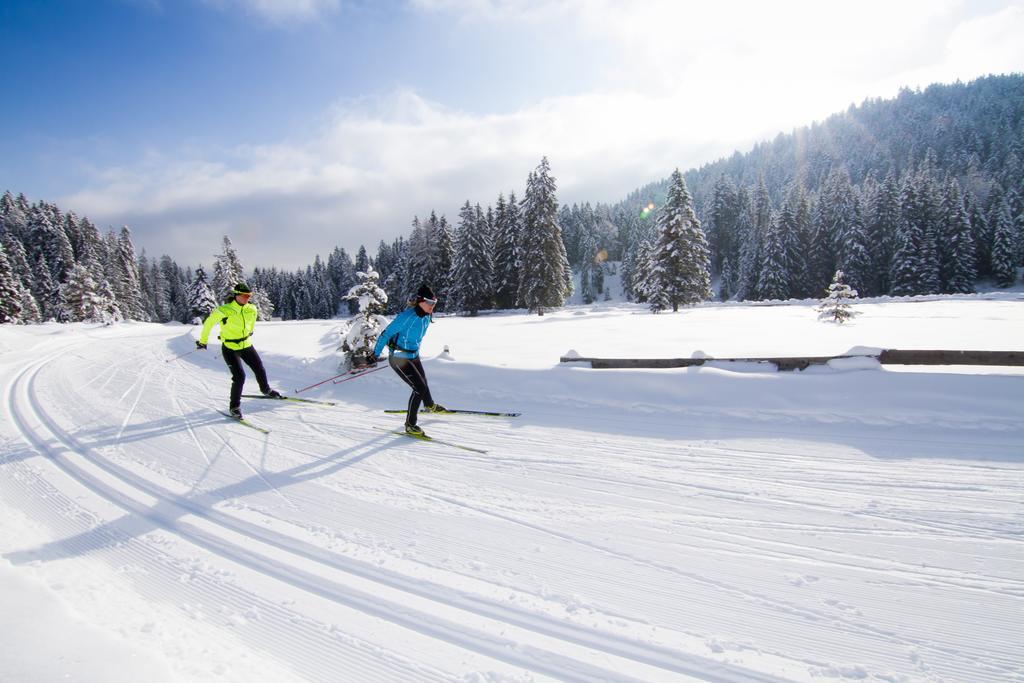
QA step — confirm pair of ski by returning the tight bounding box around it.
[217,394,337,434]
[378,407,521,453]
[219,397,516,454]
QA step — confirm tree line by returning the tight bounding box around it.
[2,74,1021,325]
[0,156,575,323]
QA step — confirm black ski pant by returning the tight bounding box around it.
[222,345,271,410]
[388,354,434,427]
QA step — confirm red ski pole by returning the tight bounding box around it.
[294,372,349,394]
[332,364,387,385]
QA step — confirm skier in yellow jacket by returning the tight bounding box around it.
[197,282,282,418]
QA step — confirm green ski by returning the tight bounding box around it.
[383,408,520,417]
[373,426,488,454]
[242,394,337,406]
[218,410,270,434]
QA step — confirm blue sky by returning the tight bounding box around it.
[2,0,1023,269]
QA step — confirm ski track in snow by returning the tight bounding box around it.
[5,339,783,682]
[1,320,1022,682]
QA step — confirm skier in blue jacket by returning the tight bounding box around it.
[373,284,448,436]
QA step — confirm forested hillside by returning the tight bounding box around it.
[611,74,1024,301]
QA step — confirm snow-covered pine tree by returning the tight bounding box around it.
[328,246,357,315]
[782,182,811,299]
[708,174,740,278]
[968,191,992,279]
[623,203,658,303]
[0,191,25,239]
[0,244,23,324]
[31,253,59,321]
[804,200,831,297]
[939,177,976,294]
[648,168,711,311]
[517,158,572,315]
[868,170,901,294]
[67,213,90,262]
[890,177,929,296]
[375,238,407,315]
[114,227,147,320]
[492,192,521,309]
[757,209,790,301]
[816,167,863,295]
[430,214,455,310]
[96,276,123,323]
[292,273,314,320]
[250,287,275,320]
[1,192,31,242]
[159,255,190,323]
[62,212,85,263]
[449,201,494,315]
[49,217,76,287]
[405,216,429,300]
[718,258,735,301]
[339,268,389,369]
[211,235,244,301]
[20,287,42,324]
[989,195,1017,288]
[735,185,761,300]
[140,251,172,322]
[817,270,860,323]
[559,204,581,269]
[268,267,290,317]
[629,239,656,304]
[186,266,218,323]
[485,204,496,252]
[914,153,943,294]
[836,196,873,297]
[354,245,370,275]
[61,263,111,323]
[422,214,442,290]
[28,202,75,287]
[647,263,672,313]
[0,231,39,321]
[1009,187,1024,271]
[308,255,335,319]
[750,179,773,297]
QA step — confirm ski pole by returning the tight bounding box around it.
[294,365,386,394]
[332,364,387,385]
[294,372,349,394]
[165,349,199,363]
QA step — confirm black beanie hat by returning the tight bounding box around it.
[232,282,252,295]
[417,284,435,300]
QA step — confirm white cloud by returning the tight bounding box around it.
[68,86,737,267]
[66,0,1024,268]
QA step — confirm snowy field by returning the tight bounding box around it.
[1,296,1023,682]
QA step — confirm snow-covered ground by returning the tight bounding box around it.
[1,296,1022,682]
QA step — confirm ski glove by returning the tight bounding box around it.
[196,341,207,350]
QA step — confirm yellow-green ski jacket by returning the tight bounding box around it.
[199,300,259,351]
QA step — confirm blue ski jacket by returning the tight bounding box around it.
[373,307,432,359]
